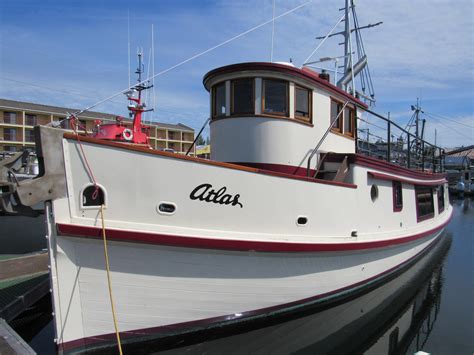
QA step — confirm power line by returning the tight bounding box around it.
[424,113,473,141]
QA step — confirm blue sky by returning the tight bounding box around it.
[0,0,472,147]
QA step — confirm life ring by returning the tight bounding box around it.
[122,129,133,141]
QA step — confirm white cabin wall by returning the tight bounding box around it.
[210,75,356,168]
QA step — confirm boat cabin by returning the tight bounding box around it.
[203,62,367,175]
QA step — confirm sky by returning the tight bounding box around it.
[0,0,472,148]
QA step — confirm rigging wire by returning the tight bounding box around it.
[303,14,345,65]
[70,0,313,119]
[270,0,276,62]
[423,113,473,141]
[423,111,474,129]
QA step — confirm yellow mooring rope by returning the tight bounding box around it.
[100,204,123,355]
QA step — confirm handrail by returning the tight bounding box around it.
[306,101,349,177]
[186,117,210,156]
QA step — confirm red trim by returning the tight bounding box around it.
[56,212,452,252]
[59,231,445,352]
[326,153,447,182]
[368,171,447,186]
[203,62,368,109]
[392,180,403,212]
[63,134,357,189]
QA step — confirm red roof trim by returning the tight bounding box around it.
[56,212,451,252]
[203,62,368,108]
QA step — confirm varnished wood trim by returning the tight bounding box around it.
[62,133,351,187]
[210,114,314,127]
[294,85,312,124]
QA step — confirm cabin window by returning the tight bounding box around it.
[295,86,311,122]
[392,181,403,212]
[415,186,434,222]
[438,185,445,213]
[231,78,254,115]
[212,82,226,118]
[262,79,288,116]
[330,99,343,132]
[344,106,356,137]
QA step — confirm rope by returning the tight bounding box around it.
[100,204,123,355]
[71,121,123,353]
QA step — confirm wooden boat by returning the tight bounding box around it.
[0,1,452,353]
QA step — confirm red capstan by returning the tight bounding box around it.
[92,52,151,145]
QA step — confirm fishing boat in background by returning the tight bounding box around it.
[0,1,452,353]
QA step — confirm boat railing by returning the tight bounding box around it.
[356,108,445,173]
[306,101,350,177]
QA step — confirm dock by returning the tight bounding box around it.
[0,252,50,323]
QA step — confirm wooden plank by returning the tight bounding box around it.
[0,253,48,282]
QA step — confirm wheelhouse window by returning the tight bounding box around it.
[231,78,254,115]
[295,86,311,122]
[262,79,288,116]
[344,105,356,137]
[415,186,434,222]
[212,82,226,118]
[392,181,403,212]
[438,185,445,213]
[330,99,343,132]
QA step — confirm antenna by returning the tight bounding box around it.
[152,24,156,122]
[270,0,276,62]
[127,9,131,89]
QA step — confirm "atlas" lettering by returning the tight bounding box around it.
[189,183,243,208]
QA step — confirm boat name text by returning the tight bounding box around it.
[190,183,243,208]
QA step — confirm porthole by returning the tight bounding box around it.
[370,184,378,202]
[157,202,177,216]
[81,184,106,209]
[297,216,308,226]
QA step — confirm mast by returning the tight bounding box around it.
[343,0,351,79]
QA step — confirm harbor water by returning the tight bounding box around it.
[8,197,474,354]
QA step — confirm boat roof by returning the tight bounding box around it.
[203,62,368,108]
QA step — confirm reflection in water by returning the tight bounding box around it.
[159,236,452,355]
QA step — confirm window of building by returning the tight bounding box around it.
[295,86,311,122]
[262,79,288,116]
[392,181,403,212]
[212,82,226,118]
[3,111,17,124]
[438,185,445,213]
[344,105,356,137]
[231,78,254,115]
[330,99,343,132]
[25,129,35,142]
[415,186,434,222]
[3,128,16,141]
[25,114,37,126]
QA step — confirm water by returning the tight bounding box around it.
[16,197,474,354]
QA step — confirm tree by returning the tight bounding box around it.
[196,135,205,146]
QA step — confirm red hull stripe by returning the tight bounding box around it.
[56,211,452,252]
[368,171,447,186]
[59,231,444,352]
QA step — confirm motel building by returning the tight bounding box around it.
[0,98,195,156]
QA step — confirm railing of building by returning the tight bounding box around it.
[356,108,445,173]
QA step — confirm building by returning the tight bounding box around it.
[0,98,195,155]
